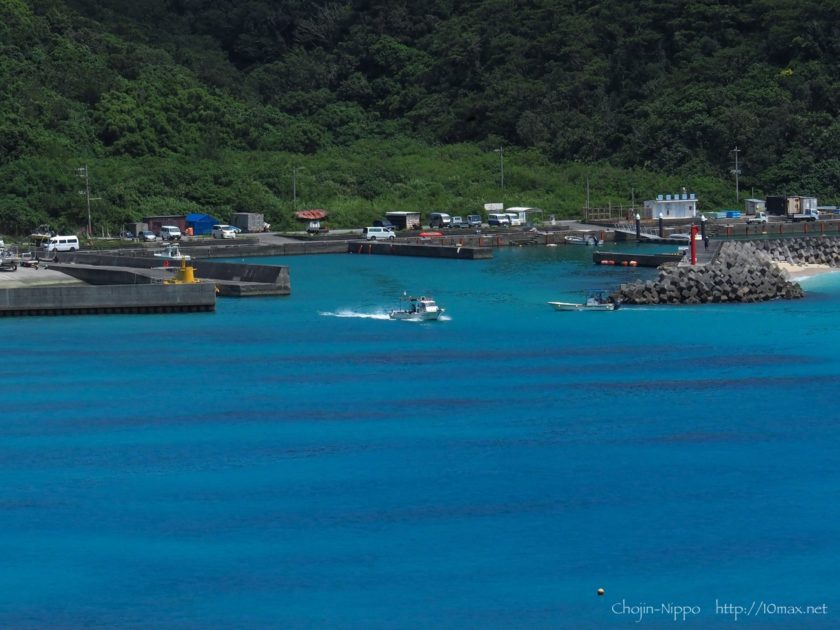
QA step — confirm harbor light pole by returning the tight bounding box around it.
[292,167,305,209]
[494,146,504,191]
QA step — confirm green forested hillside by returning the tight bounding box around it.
[2,0,839,234]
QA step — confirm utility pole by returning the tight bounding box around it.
[292,167,305,209]
[494,146,504,191]
[76,165,92,236]
[731,146,741,203]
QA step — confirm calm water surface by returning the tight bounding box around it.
[1,245,838,628]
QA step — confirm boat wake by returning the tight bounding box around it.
[319,310,451,322]
[319,309,390,320]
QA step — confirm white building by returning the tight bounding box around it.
[643,192,697,220]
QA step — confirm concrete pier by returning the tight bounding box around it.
[53,252,290,296]
[0,282,215,316]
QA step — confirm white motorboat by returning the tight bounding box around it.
[390,295,444,320]
[548,290,619,311]
[564,234,600,245]
[153,243,190,261]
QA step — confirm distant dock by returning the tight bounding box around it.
[347,240,493,259]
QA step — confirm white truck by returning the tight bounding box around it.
[790,209,820,222]
[745,211,768,224]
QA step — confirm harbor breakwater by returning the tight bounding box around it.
[613,240,809,304]
[749,236,840,266]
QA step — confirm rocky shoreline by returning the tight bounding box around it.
[610,239,840,305]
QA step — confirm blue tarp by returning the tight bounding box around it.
[185,213,219,235]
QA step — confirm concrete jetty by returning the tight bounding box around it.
[0,282,215,316]
[52,252,290,296]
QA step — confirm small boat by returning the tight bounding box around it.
[390,295,444,320]
[548,290,619,311]
[564,234,600,245]
[670,232,702,242]
[154,243,190,261]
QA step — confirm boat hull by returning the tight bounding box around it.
[389,310,443,320]
[548,301,616,311]
[565,235,599,245]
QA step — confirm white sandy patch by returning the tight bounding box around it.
[773,261,835,281]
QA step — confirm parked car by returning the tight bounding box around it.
[745,212,768,225]
[450,216,469,228]
[139,230,158,242]
[428,213,452,228]
[373,219,396,230]
[212,224,237,239]
[159,225,182,241]
[362,226,396,240]
[467,215,483,228]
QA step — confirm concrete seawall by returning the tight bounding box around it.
[347,240,493,259]
[0,282,216,316]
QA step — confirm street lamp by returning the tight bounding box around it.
[731,146,741,203]
[292,167,305,208]
[494,146,504,191]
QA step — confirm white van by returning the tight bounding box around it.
[46,235,80,252]
[362,226,396,240]
[159,225,182,241]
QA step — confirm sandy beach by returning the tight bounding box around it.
[774,261,837,281]
[0,264,86,288]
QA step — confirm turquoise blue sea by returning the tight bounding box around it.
[1,244,838,628]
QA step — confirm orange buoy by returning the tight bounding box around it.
[629,260,638,267]
[621,260,628,266]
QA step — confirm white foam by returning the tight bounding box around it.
[319,310,390,320]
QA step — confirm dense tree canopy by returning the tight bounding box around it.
[1,0,839,234]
